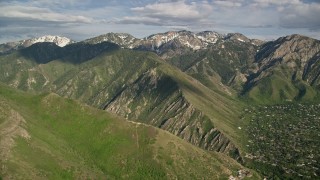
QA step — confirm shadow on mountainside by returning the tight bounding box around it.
[19,41,120,64]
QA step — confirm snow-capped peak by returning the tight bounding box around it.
[81,31,223,52]
[0,35,74,54]
[28,35,73,47]
[144,31,220,50]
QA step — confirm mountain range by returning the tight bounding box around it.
[0,30,319,179]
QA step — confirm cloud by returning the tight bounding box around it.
[279,2,320,30]
[252,0,300,6]
[119,16,162,26]
[120,0,212,26]
[210,0,277,28]
[0,5,93,23]
[213,1,242,7]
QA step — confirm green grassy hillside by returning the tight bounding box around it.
[0,84,259,179]
[244,65,318,104]
[0,46,246,160]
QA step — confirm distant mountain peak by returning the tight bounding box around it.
[285,34,309,39]
[225,33,250,43]
[83,33,138,48]
[0,35,74,54]
[141,30,222,53]
[224,33,265,46]
[27,35,74,47]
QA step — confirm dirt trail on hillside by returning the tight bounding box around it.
[0,106,30,167]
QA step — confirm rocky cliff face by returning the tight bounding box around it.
[253,34,320,82]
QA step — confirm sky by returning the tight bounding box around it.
[1,0,320,43]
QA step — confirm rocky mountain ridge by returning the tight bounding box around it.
[84,30,222,50]
[0,31,263,58]
[84,31,261,58]
[240,34,320,102]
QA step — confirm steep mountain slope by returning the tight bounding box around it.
[0,43,245,161]
[243,34,320,103]
[0,41,119,91]
[0,84,258,179]
[168,33,260,95]
[166,33,320,104]
[103,64,242,158]
[0,35,74,54]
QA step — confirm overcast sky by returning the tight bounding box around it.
[1,0,320,43]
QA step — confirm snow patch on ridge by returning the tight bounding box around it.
[237,38,245,42]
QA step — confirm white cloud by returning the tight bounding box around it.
[252,0,301,7]
[279,2,320,29]
[130,0,212,22]
[213,1,242,7]
[0,5,93,23]
[120,16,162,26]
[23,0,92,8]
